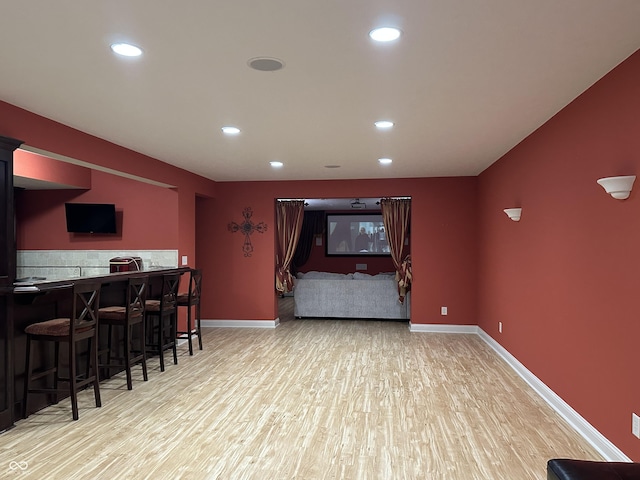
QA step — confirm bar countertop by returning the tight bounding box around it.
[13,266,190,293]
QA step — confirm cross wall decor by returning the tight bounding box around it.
[228,207,268,257]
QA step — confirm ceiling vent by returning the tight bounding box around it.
[351,198,366,209]
[248,57,285,72]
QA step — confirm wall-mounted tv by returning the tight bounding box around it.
[65,203,117,234]
[326,213,390,256]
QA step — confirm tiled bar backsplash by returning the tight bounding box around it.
[17,250,178,280]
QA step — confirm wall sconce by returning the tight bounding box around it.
[596,175,636,200]
[503,208,522,222]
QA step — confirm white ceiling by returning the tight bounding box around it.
[1,1,639,183]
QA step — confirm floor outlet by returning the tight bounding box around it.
[633,413,640,438]
[498,322,503,333]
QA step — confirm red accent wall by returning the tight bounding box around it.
[478,49,640,459]
[197,178,478,325]
[302,244,397,275]
[15,169,178,250]
[14,150,91,188]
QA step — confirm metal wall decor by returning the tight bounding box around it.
[228,207,268,257]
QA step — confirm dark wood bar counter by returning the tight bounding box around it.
[6,267,188,430]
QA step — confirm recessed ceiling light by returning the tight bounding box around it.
[369,27,401,42]
[375,120,394,129]
[270,161,284,168]
[378,158,393,165]
[110,43,143,57]
[221,126,241,135]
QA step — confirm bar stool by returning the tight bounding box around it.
[176,268,203,355]
[98,276,149,390]
[23,282,102,421]
[145,272,181,371]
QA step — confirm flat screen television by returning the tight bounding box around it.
[326,213,390,256]
[65,203,117,234]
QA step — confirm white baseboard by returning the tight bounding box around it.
[475,327,629,461]
[409,323,480,334]
[201,319,279,329]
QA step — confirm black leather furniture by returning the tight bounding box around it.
[547,458,640,479]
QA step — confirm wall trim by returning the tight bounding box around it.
[201,319,279,329]
[409,323,479,334]
[475,328,629,462]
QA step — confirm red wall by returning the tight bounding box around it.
[197,177,478,325]
[16,169,178,250]
[14,150,91,188]
[478,49,640,459]
[301,243,397,275]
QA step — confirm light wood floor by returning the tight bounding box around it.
[1,298,601,479]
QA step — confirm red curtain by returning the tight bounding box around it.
[275,200,305,293]
[380,197,412,303]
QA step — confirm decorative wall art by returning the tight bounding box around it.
[228,207,268,257]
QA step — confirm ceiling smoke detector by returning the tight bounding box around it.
[351,198,366,209]
[248,57,285,72]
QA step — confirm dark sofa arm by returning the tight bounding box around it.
[547,458,640,480]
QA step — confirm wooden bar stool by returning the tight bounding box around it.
[23,282,102,421]
[145,272,181,371]
[176,268,202,355]
[98,276,149,390]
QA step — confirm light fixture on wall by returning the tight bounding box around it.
[596,175,636,200]
[503,208,522,222]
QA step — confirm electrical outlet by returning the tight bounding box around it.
[441,306,447,315]
[632,413,640,438]
[181,255,188,266]
[499,322,503,333]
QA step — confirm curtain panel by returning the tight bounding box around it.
[291,210,324,276]
[380,198,412,303]
[275,200,305,293]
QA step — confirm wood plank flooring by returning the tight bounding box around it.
[0,298,602,479]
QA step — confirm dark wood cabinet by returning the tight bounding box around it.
[0,135,23,432]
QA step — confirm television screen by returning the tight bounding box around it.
[65,203,117,234]
[326,213,390,256]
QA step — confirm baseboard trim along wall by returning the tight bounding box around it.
[409,323,479,334]
[201,319,279,329]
